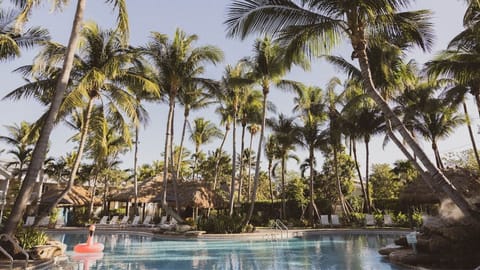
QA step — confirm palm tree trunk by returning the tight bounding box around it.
[462,102,480,170]
[247,130,255,202]
[352,140,367,212]
[174,108,189,211]
[88,172,99,218]
[212,125,229,190]
[364,138,371,213]
[228,105,238,216]
[133,124,139,215]
[268,160,274,205]
[308,147,320,226]
[3,0,86,235]
[354,39,479,219]
[281,157,287,219]
[432,141,444,169]
[237,124,246,203]
[162,96,175,207]
[246,90,267,224]
[334,147,349,219]
[169,106,179,210]
[38,98,95,223]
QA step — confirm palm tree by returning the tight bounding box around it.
[225,0,479,219]
[237,88,262,203]
[264,135,279,205]
[267,114,300,219]
[4,0,129,235]
[140,28,223,215]
[0,6,49,60]
[291,83,328,225]
[246,123,260,201]
[189,117,222,181]
[242,37,309,224]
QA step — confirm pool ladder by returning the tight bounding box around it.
[272,219,288,240]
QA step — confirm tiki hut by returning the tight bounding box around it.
[40,185,99,207]
[400,168,480,206]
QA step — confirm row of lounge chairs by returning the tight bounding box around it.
[23,216,55,227]
[319,214,394,227]
[96,215,177,230]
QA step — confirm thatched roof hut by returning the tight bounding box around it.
[110,175,223,209]
[111,175,163,203]
[40,185,99,206]
[399,168,480,205]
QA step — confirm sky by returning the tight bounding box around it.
[0,0,474,174]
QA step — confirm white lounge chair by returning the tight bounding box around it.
[109,216,119,225]
[119,216,129,227]
[141,215,153,226]
[130,215,140,226]
[365,214,375,226]
[320,215,330,227]
[97,216,108,225]
[159,217,177,230]
[24,216,35,227]
[37,216,50,227]
[383,214,393,226]
[331,215,341,226]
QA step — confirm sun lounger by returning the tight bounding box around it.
[159,217,177,230]
[331,215,341,226]
[109,216,119,225]
[118,216,129,227]
[97,216,108,225]
[37,216,50,227]
[365,214,375,226]
[320,215,330,227]
[383,214,393,226]
[141,215,153,227]
[24,216,35,227]
[130,215,140,226]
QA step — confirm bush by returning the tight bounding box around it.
[349,212,365,227]
[393,212,409,227]
[197,214,244,234]
[412,209,423,228]
[16,227,48,250]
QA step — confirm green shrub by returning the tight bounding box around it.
[16,227,48,250]
[373,210,384,226]
[393,212,409,227]
[197,214,244,234]
[349,212,365,227]
[412,209,424,228]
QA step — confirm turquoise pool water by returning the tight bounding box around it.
[49,232,406,270]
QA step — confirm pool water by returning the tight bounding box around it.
[49,232,406,270]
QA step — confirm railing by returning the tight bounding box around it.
[0,233,29,267]
[273,219,289,239]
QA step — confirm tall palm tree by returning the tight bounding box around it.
[237,88,262,203]
[140,28,223,214]
[246,123,260,201]
[225,0,479,219]
[4,0,129,235]
[242,37,309,224]
[264,135,279,205]
[267,114,301,219]
[189,117,222,181]
[0,6,49,60]
[291,83,328,225]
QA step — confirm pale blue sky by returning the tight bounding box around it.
[0,1,472,173]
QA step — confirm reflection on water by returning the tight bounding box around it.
[49,232,406,270]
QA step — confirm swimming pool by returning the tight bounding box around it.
[49,231,406,270]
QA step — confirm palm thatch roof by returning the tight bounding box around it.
[110,175,224,209]
[40,185,99,206]
[399,168,480,205]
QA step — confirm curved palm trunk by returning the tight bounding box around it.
[88,172,99,218]
[228,105,238,216]
[213,125,229,190]
[246,90,267,224]
[133,124,139,215]
[247,131,255,202]
[352,140,367,212]
[364,138,371,213]
[38,98,95,223]
[462,102,480,170]
[354,39,479,219]
[280,157,287,219]
[268,159,274,205]
[237,124,246,203]
[169,108,179,209]
[431,140,444,169]
[162,96,174,206]
[308,147,320,226]
[3,0,86,235]
[334,147,349,219]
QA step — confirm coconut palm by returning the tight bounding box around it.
[189,117,222,181]
[264,134,279,205]
[267,114,301,219]
[241,37,309,224]
[4,0,129,235]
[225,0,479,219]
[246,123,260,201]
[140,28,223,214]
[0,6,49,60]
[291,82,328,225]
